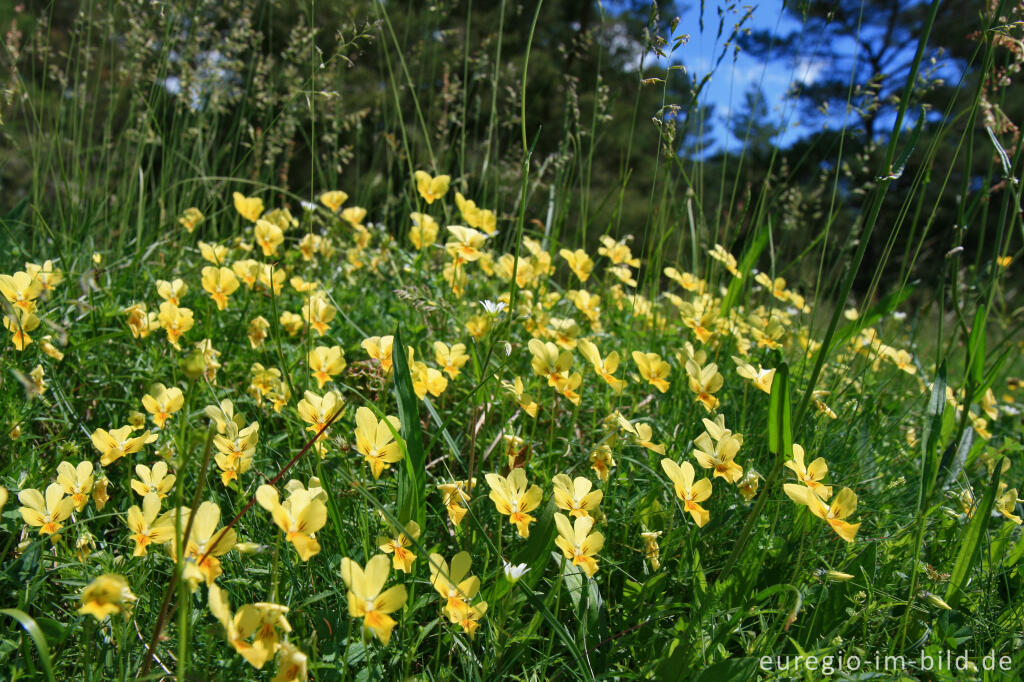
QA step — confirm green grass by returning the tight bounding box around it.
[1,1,1023,680]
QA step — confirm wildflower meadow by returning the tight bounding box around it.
[1,1,1023,680]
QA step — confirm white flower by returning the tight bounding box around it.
[892,311,907,320]
[480,300,507,315]
[502,559,530,582]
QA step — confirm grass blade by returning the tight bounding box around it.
[393,324,427,528]
[1,608,57,682]
[945,464,1002,607]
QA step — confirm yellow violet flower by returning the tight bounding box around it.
[616,415,666,454]
[660,459,712,527]
[173,501,237,587]
[91,425,157,466]
[501,376,538,418]
[56,460,94,511]
[254,219,285,257]
[297,390,343,457]
[155,278,188,304]
[256,485,328,561]
[552,474,603,518]
[362,335,395,373]
[3,308,39,350]
[141,382,185,429]
[79,574,136,621]
[559,248,594,282]
[692,430,744,484]
[429,550,481,621]
[92,476,110,510]
[641,530,662,570]
[341,205,367,229]
[0,271,42,313]
[0,486,7,512]
[997,488,1021,524]
[438,479,475,526]
[124,303,157,339]
[414,170,450,204]
[708,243,740,277]
[632,351,671,393]
[485,468,543,538]
[783,444,832,500]
[178,206,204,232]
[308,345,346,388]
[685,359,724,412]
[434,341,469,379]
[319,190,348,212]
[737,469,761,501]
[452,601,488,638]
[579,339,626,393]
[201,266,239,310]
[208,582,291,669]
[444,225,487,263]
[528,338,573,388]
[125,492,174,556]
[272,641,309,682]
[598,235,641,267]
[24,260,63,294]
[301,293,336,335]
[589,444,616,482]
[353,406,403,478]
[378,520,421,573]
[157,301,194,349]
[248,315,270,348]
[233,192,264,222]
[340,554,409,645]
[198,240,229,265]
[786,485,861,542]
[554,512,605,578]
[130,461,176,499]
[409,212,439,249]
[18,483,74,535]
[732,355,775,394]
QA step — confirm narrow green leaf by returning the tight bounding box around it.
[1,608,56,682]
[967,304,986,386]
[919,363,947,505]
[719,218,771,316]
[767,363,792,457]
[945,464,1002,607]
[392,325,426,529]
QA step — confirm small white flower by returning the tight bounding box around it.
[502,559,530,582]
[300,200,318,212]
[480,300,507,315]
[892,311,907,320]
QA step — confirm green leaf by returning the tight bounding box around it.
[919,363,947,506]
[719,218,771,316]
[967,304,986,387]
[392,325,426,529]
[945,464,1002,607]
[767,363,792,457]
[0,609,56,682]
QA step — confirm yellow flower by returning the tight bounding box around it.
[308,346,346,388]
[786,485,861,542]
[0,486,7,512]
[438,479,475,526]
[528,339,573,388]
[452,600,488,638]
[632,351,671,393]
[660,459,712,527]
[124,303,157,339]
[362,335,395,373]
[409,212,439,249]
[454,192,498,234]
[55,460,94,511]
[378,520,421,573]
[24,260,63,294]
[412,361,448,399]
[708,243,740,277]
[341,206,368,229]
[692,429,744,484]
[157,302,194,349]
[301,294,336,335]
[141,383,185,429]
[997,488,1021,524]
[685,359,723,412]
[248,316,270,348]
[353,406,403,478]
[996,255,1012,267]
[198,241,229,265]
[256,485,328,561]
[434,341,469,379]
[429,550,481,621]
[598,235,640,267]
[737,469,761,501]
[559,248,594,282]
[130,461,176,498]
[155,278,188,304]
[201,266,240,311]
[173,500,237,587]
[578,339,626,393]
[732,356,775,394]
[340,554,408,645]
[3,308,39,350]
[0,271,42,313]
[414,170,450,204]
[233,192,264,222]
[297,390,343,457]
[319,190,348,212]
[39,334,64,360]
[124,492,174,556]
[616,415,666,454]
[663,266,705,292]
[485,468,543,538]
[272,642,309,682]
[209,582,291,668]
[178,207,204,232]
[589,444,615,482]
[92,476,110,510]
[91,425,157,466]
[444,225,487,262]
[78,574,136,621]
[18,483,74,535]
[254,219,285,257]
[554,512,604,577]
[641,530,662,570]
[783,444,832,500]
[502,377,538,418]
[279,310,304,336]
[552,474,603,518]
